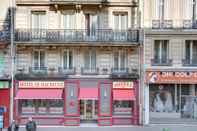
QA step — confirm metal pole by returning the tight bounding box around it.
[10,0,15,124]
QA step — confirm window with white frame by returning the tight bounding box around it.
[62,13,76,29]
[113,12,128,30]
[33,50,45,69]
[84,50,96,69]
[113,50,127,69]
[185,40,197,63]
[31,11,46,29]
[63,50,73,69]
[154,40,169,63]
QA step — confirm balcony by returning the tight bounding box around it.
[58,67,76,75]
[111,68,129,75]
[183,20,197,29]
[152,20,173,29]
[111,67,138,78]
[81,67,99,75]
[182,59,197,66]
[0,30,10,42]
[151,59,173,66]
[50,0,108,5]
[15,29,139,44]
[29,66,48,75]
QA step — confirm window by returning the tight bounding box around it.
[63,50,73,69]
[0,53,5,75]
[84,50,96,69]
[63,14,75,29]
[33,50,45,68]
[31,11,46,29]
[114,50,127,69]
[113,12,128,30]
[113,101,132,115]
[154,40,169,63]
[85,14,98,36]
[19,100,63,115]
[185,40,197,63]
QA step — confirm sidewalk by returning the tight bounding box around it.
[2,124,197,131]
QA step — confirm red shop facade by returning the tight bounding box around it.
[14,79,139,126]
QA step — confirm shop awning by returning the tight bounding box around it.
[113,90,135,100]
[15,89,63,99]
[79,88,98,100]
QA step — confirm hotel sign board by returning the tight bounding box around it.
[113,82,133,89]
[146,71,197,84]
[18,81,64,89]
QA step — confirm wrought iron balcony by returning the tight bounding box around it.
[58,67,76,75]
[50,0,108,4]
[182,59,197,66]
[151,59,173,66]
[183,20,197,29]
[152,20,173,29]
[0,30,10,42]
[15,29,139,43]
[81,67,99,75]
[29,66,48,75]
[111,68,129,75]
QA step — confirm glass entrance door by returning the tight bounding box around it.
[80,100,98,121]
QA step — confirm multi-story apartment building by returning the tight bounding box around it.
[0,0,11,128]
[14,0,141,126]
[143,0,197,124]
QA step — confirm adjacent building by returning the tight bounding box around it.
[143,0,197,124]
[0,0,11,128]
[14,0,141,126]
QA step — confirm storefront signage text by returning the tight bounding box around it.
[113,82,133,89]
[18,81,64,88]
[146,71,197,84]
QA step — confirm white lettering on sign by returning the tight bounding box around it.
[113,82,133,89]
[18,81,64,88]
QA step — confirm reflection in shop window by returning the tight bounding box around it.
[20,100,63,115]
[49,100,64,114]
[21,100,36,114]
[149,84,197,120]
[113,101,132,115]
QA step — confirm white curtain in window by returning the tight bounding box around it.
[183,0,193,20]
[90,15,98,36]
[31,12,46,29]
[164,0,170,20]
[63,14,75,29]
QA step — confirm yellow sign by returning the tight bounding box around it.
[113,82,133,89]
[18,81,64,88]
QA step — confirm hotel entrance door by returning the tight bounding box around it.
[80,100,98,122]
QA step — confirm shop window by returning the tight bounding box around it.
[20,100,36,114]
[149,84,197,121]
[19,100,63,115]
[113,101,132,115]
[49,100,64,114]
